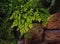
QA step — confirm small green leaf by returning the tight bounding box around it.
[29,24,33,28]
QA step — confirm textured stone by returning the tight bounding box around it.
[45,30,60,42]
[46,13,60,29]
[24,23,43,44]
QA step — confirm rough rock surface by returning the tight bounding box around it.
[46,13,60,29]
[45,30,60,42]
[44,13,60,44]
[25,23,43,44]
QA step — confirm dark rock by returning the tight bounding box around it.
[24,23,43,44]
[17,39,24,44]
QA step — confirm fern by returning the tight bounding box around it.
[9,0,50,36]
[0,0,50,44]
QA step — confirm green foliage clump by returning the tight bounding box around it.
[9,0,50,36]
[0,0,50,44]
